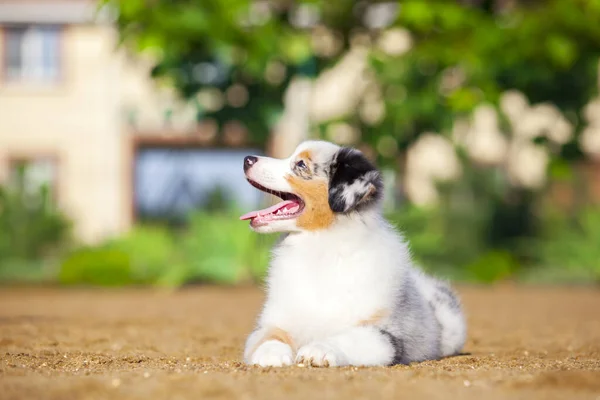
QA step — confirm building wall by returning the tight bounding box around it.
[0,24,130,243]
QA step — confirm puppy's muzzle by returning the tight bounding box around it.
[244,155,258,172]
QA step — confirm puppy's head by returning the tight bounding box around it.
[240,140,382,233]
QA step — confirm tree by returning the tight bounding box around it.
[104,0,600,161]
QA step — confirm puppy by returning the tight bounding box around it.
[240,140,466,367]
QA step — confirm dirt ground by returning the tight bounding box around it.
[1,285,599,400]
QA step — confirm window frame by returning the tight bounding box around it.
[1,23,65,85]
[5,154,61,204]
[128,135,265,224]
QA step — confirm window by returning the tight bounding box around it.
[4,25,61,83]
[8,157,58,202]
[134,148,263,222]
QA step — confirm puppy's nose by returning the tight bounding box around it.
[244,156,258,172]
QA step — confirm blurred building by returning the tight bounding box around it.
[0,0,261,243]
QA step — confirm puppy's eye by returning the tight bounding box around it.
[296,160,307,170]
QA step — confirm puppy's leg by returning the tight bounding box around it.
[244,327,296,367]
[295,326,397,367]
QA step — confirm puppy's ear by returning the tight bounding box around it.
[328,148,383,213]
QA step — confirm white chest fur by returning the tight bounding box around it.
[258,215,410,345]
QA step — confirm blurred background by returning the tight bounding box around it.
[0,0,599,288]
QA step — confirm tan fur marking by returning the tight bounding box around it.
[358,309,390,326]
[297,150,312,161]
[286,175,335,231]
[249,327,296,358]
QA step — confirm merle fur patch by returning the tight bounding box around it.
[328,148,383,213]
[379,329,408,365]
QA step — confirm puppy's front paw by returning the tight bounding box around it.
[249,340,294,367]
[296,342,348,367]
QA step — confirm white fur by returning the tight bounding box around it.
[243,141,467,367]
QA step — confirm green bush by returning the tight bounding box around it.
[0,170,71,261]
[56,209,278,288]
[108,225,177,284]
[175,210,277,286]
[59,248,133,287]
[0,169,72,284]
[522,207,600,284]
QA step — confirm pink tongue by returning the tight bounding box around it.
[240,200,296,220]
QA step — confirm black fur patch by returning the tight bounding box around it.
[328,148,383,213]
[434,284,462,311]
[379,329,408,365]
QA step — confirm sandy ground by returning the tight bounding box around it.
[0,285,599,400]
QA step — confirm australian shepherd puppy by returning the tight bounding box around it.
[240,140,466,367]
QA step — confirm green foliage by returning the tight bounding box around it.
[0,169,71,261]
[523,206,600,283]
[56,209,277,287]
[59,248,133,287]
[105,0,600,162]
[165,210,277,286]
[371,0,600,162]
[0,169,72,284]
[0,258,57,284]
[108,225,177,284]
[466,250,519,284]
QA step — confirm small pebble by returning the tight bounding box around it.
[186,357,191,362]
[463,380,471,387]
[143,372,150,378]
[297,363,306,368]
[111,378,121,387]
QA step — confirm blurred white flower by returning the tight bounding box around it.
[311,26,343,58]
[363,2,399,30]
[473,104,499,131]
[359,99,386,126]
[506,140,549,189]
[546,114,573,145]
[580,126,600,159]
[271,77,313,158]
[583,98,600,125]
[376,28,412,56]
[451,117,470,145]
[513,103,573,145]
[457,105,508,166]
[289,3,320,28]
[326,122,360,145]
[500,90,529,126]
[406,133,462,182]
[466,128,508,166]
[310,48,370,123]
[403,133,457,207]
[514,103,559,140]
[404,173,439,206]
[196,88,224,112]
[359,84,386,125]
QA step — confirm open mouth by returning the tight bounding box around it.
[240,179,305,226]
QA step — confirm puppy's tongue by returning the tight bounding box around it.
[240,200,296,221]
